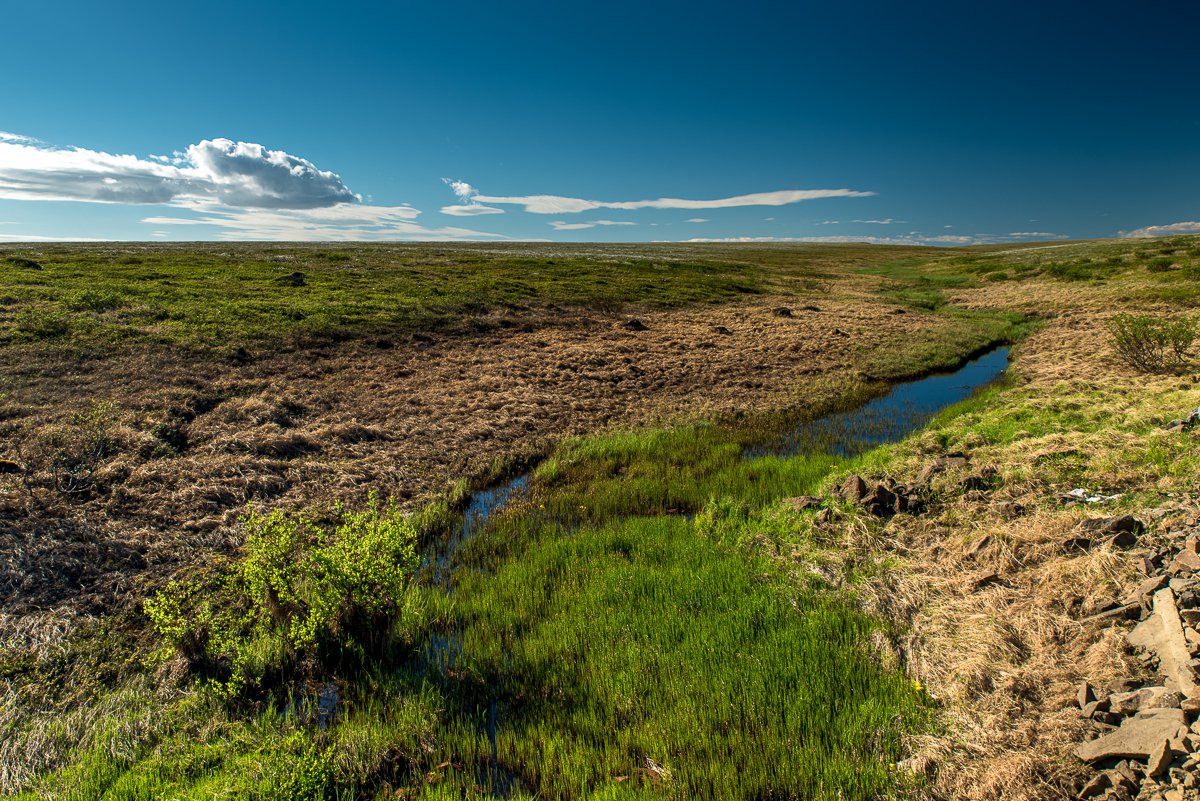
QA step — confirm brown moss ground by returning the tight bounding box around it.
[0,288,957,622]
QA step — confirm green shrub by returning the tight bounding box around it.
[1108,313,1197,372]
[15,308,70,339]
[64,288,125,312]
[146,493,420,696]
[1147,258,1175,273]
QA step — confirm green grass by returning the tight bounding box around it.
[0,245,774,351]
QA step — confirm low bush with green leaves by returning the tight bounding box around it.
[1108,313,1197,372]
[146,493,421,697]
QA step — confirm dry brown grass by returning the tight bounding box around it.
[854,279,1200,799]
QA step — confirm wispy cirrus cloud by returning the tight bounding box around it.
[680,232,1040,247]
[455,186,873,214]
[548,219,638,231]
[0,131,38,144]
[142,204,503,241]
[0,135,357,208]
[851,218,905,224]
[1120,221,1200,238]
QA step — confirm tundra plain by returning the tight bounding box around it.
[1,239,1198,800]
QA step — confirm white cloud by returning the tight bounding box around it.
[680,232,1033,247]
[548,219,639,231]
[0,233,110,241]
[441,204,505,216]
[685,218,708,223]
[851,218,905,225]
[467,187,873,214]
[0,137,357,208]
[817,220,839,225]
[1007,231,1066,239]
[142,204,503,241]
[0,131,38,144]
[439,177,505,216]
[1120,221,1200,238]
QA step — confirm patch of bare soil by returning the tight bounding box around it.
[0,296,932,621]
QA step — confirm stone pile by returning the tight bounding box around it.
[1073,508,1200,800]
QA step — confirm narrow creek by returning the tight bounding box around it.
[415,345,1010,794]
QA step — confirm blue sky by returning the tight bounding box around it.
[1,0,1197,244]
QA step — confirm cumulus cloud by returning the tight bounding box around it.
[0,131,38,144]
[548,219,638,231]
[0,136,357,208]
[142,204,502,242]
[439,177,504,216]
[462,187,873,214]
[1120,221,1200,238]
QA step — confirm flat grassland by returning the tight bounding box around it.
[0,238,1197,799]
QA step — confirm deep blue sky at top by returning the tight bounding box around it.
[1,0,1197,243]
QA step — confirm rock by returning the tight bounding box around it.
[0,459,21,474]
[1064,535,1097,553]
[275,271,306,286]
[958,473,994,492]
[1082,603,1141,623]
[1109,687,1183,716]
[1167,419,1187,432]
[813,508,833,526]
[995,501,1027,517]
[1074,708,1190,762]
[1079,682,1097,709]
[799,304,821,312]
[772,307,794,318]
[1182,696,1200,715]
[973,571,1003,590]
[713,325,732,335]
[1076,772,1110,799]
[3,256,42,270]
[784,496,823,512]
[622,319,648,331]
[1083,699,1110,718]
[839,475,868,503]
[1126,575,1171,607]
[861,484,898,517]
[1168,550,1200,576]
[1127,589,1200,698]
[967,535,993,559]
[1080,515,1146,546]
[1148,739,1173,778]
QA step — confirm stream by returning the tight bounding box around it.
[416,345,1010,794]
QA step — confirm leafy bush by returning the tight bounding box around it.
[15,308,70,339]
[147,493,420,696]
[1108,313,1197,372]
[64,288,125,312]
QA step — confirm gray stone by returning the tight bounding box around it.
[1109,687,1183,716]
[1168,550,1200,576]
[1126,589,1200,699]
[1075,708,1190,762]
[784,496,823,512]
[1079,681,1097,710]
[1147,738,1172,777]
[1126,575,1171,607]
